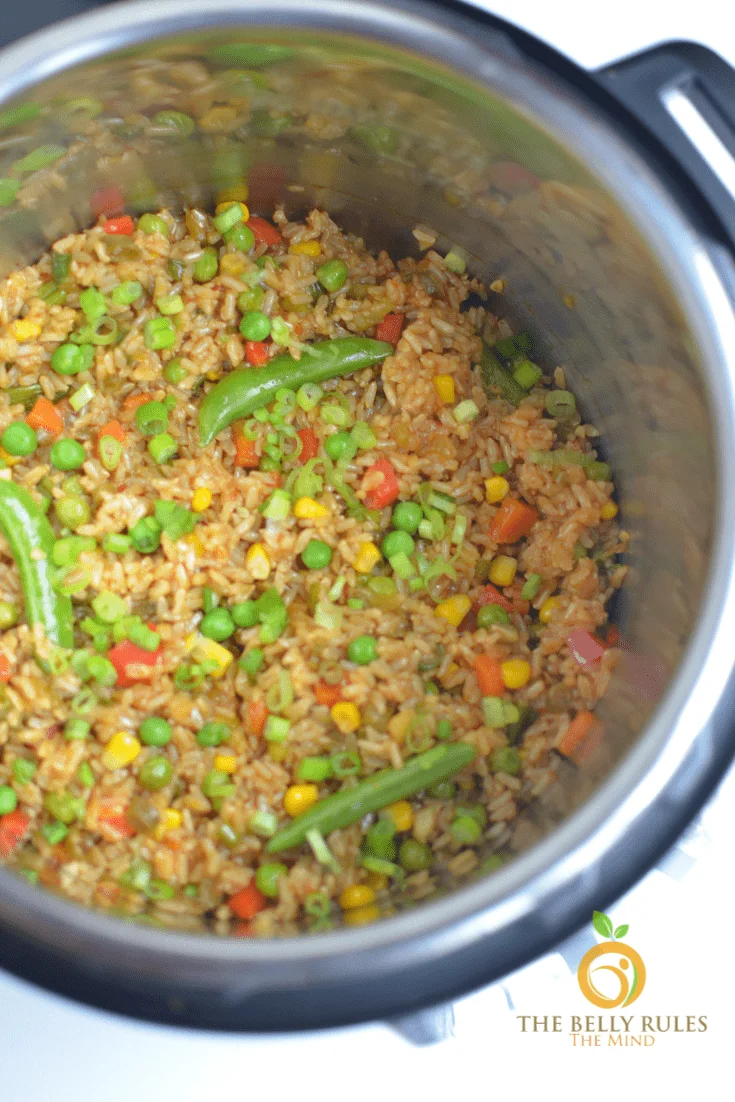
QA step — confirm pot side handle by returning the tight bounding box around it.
[597,43,735,247]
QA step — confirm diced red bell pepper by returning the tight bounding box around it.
[314,679,343,706]
[102,215,134,236]
[0,653,12,683]
[90,185,125,218]
[363,457,400,510]
[0,809,30,858]
[98,811,136,840]
[247,216,282,247]
[475,584,513,613]
[297,427,319,463]
[107,640,163,688]
[473,655,505,696]
[488,497,538,544]
[232,423,260,468]
[245,340,270,366]
[229,883,267,920]
[567,629,606,666]
[376,312,403,347]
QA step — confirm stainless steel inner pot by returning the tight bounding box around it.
[2,0,735,1031]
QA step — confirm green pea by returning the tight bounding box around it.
[232,600,258,628]
[200,607,235,641]
[477,604,511,628]
[42,821,68,845]
[347,634,377,665]
[381,529,415,559]
[0,785,18,814]
[128,516,161,554]
[151,110,195,137]
[1,421,37,457]
[239,310,271,341]
[301,539,333,570]
[138,755,173,791]
[13,758,36,785]
[237,286,265,313]
[54,495,90,530]
[0,600,18,629]
[450,814,482,845]
[193,247,219,283]
[255,862,288,898]
[51,343,87,375]
[391,501,421,534]
[197,721,231,747]
[139,717,172,746]
[138,213,169,236]
[225,223,255,251]
[398,838,432,872]
[163,359,186,385]
[316,258,348,292]
[324,432,356,462]
[50,438,86,470]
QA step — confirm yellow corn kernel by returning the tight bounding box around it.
[154,808,182,840]
[601,500,618,520]
[102,732,141,769]
[216,184,249,205]
[331,701,361,733]
[433,374,455,404]
[219,253,247,275]
[343,903,380,927]
[245,542,271,579]
[434,594,472,628]
[501,658,531,690]
[365,871,388,893]
[387,709,415,743]
[11,319,42,342]
[185,531,205,557]
[339,883,376,911]
[485,476,510,505]
[293,496,329,519]
[199,105,238,132]
[488,555,517,587]
[206,368,223,382]
[191,486,212,513]
[386,800,413,832]
[539,596,561,625]
[214,754,237,774]
[353,541,381,574]
[184,633,234,678]
[284,783,319,817]
[0,445,22,467]
[269,742,289,763]
[215,200,249,220]
[290,240,321,257]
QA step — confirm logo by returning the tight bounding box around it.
[577,911,646,1009]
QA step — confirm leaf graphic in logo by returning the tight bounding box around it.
[592,910,614,938]
[614,924,629,939]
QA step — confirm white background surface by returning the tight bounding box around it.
[2,3,735,1099]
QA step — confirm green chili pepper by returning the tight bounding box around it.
[0,481,73,648]
[266,743,475,853]
[479,344,526,406]
[199,337,392,445]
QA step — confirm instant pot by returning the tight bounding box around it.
[2,0,735,1031]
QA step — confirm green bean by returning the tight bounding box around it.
[0,481,73,648]
[479,344,526,406]
[266,743,475,853]
[4,384,42,411]
[199,337,393,445]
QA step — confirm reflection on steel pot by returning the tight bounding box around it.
[1,0,735,1032]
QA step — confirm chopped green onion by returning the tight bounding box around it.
[99,435,123,471]
[306,828,341,875]
[128,622,160,652]
[545,390,577,419]
[264,715,290,743]
[64,717,90,741]
[482,696,506,728]
[512,359,543,390]
[148,433,177,464]
[429,490,456,515]
[477,604,510,628]
[270,317,291,346]
[79,287,107,322]
[239,648,265,679]
[330,750,361,777]
[111,281,142,306]
[91,591,127,623]
[154,499,197,541]
[453,399,479,423]
[87,655,117,686]
[521,573,542,600]
[360,855,403,879]
[71,688,97,714]
[444,249,466,274]
[304,891,331,917]
[314,601,343,630]
[249,809,278,837]
[103,532,131,554]
[77,761,95,788]
[347,597,364,610]
[587,461,611,481]
[327,575,346,601]
[296,383,323,411]
[320,404,350,427]
[265,669,294,714]
[261,488,291,520]
[68,385,95,414]
[390,551,416,579]
[491,460,509,475]
[436,718,452,741]
[156,293,184,315]
[350,421,377,450]
[144,316,176,350]
[451,514,467,545]
[297,756,334,782]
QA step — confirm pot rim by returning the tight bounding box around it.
[1,0,734,1005]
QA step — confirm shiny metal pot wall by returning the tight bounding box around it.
[1,0,735,1030]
